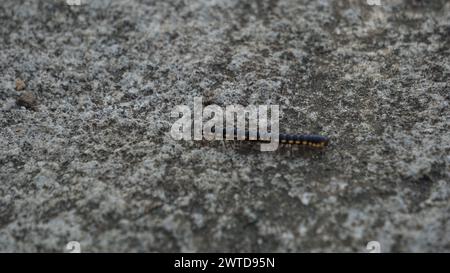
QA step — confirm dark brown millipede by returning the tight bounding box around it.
[210,127,329,148]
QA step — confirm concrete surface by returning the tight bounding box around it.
[0,0,449,252]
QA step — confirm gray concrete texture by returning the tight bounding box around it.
[0,0,449,252]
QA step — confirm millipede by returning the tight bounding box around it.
[210,127,329,148]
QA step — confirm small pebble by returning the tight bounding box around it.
[16,91,38,110]
[15,79,26,91]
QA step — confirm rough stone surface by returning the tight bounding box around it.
[0,0,449,252]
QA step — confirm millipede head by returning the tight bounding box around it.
[322,137,330,147]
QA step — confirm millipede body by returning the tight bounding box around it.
[210,127,329,148]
